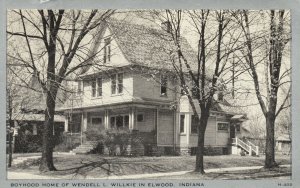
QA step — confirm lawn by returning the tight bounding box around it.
[9,154,291,179]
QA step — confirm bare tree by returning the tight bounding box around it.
[144,10,244,173]
[236,10,291,168]
[7,9,114,172]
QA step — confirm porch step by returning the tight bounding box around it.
[232,138,259,156]
[70,141,98,154]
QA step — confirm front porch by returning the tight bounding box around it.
[62,103,176,155]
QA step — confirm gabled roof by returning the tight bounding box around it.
[80,19,213,77]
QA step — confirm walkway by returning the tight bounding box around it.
[7,164,291,180]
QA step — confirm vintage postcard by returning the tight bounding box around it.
[2,0,299,188]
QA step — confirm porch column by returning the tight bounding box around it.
[64,114,69,132]
[82,111,87,132]
[185,113,191,146]
[104,110,109,129]
[129,107,135,130]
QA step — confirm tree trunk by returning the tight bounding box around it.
[8,130,13,167]
[195,113,209,173]
[264,113,277,168]
[39,90,57,172]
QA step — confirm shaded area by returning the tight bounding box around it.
[9,155,291,179]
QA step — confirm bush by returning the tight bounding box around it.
[85,128,144,156]
[54,133,80,152]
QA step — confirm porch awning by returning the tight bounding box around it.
[231,114,248,121]
[12,113,65,123]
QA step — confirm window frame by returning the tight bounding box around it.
[217,122,229,132]
[137,113,145,122]
[90,116,103,127]
[91,77,102,98]
[110,114,129,129]
[160,74,168,96]
[77,80,83,95]
[97,77,102,97]
[103,37,111,63]
[111,73,124,95]
[180,114,185,134]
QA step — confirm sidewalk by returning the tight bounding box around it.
[7,164,291,180]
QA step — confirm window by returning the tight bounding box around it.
[91,80,96,97]
[97,77,102,97]
[103,37,111,63]
[236,124,240,132]
[191,115,198,134]
[110,115,129,129]
[91,117,102,125]
[91,78,102,97]
[77,80,83,94]
[218,122,229,131]
[160,74,167,96]
[180,115,185,133]
[111,73,123,95]
[137,114,144,122]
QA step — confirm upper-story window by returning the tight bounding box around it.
[77,80,83,95]
[103,37,111,63]
[92,77,102,97]
[111,73,123,95]
[160,75,168,96]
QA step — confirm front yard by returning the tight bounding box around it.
[8,154,291,179]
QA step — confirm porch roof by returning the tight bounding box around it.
[12,113,65,123]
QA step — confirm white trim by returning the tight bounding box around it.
[111,73,124,95]
[91,77,103,98]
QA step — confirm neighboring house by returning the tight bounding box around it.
[9,76,65,153]
[58,19,252,156]
[276,134,291,154]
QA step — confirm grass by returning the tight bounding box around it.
[150,166,291,180]
[9,154,291,179]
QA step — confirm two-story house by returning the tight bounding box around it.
[58,19,251,156]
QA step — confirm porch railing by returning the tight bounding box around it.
[232,137,259,156]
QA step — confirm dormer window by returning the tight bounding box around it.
[160,75,168,96]
[103,37,111,63]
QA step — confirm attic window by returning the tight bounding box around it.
[103,37,111,63]
[160,75,168,96]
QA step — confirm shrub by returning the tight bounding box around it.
[54,133,80,152]
[85,128,144,156]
